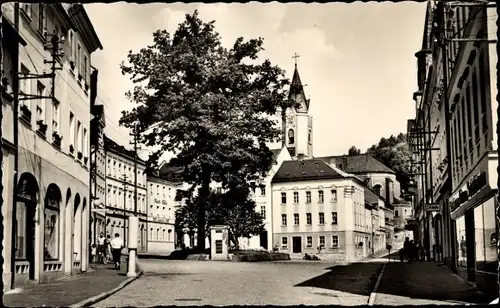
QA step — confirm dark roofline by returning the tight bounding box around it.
[147,175,181,186]
[316,153,396,175]
[272,174,345,184]
[104,135,147,165]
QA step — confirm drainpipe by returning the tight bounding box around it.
[10,3,20,289]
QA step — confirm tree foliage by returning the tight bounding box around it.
[175,185,264,249]
[347,146,361,156]
[367,133,411,195]
[120,11,297,251]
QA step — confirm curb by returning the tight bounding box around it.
[69,270,144,308]
[367,262,387,305]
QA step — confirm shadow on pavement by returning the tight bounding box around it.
[376,262,489,304]
[294,262,383,296]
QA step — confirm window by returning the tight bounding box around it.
[318,190,324,203]
[331,189,337,202]
[83,55,88,85]
[288,129,294,144]
[395,210,399,217]
[373,185,382,196]
[19,65,30,101]
[294,213,299,225]
[260,206,266,219]
[478,54,488,134]
[293,191,299,204]
[69,112,75,148]
[319,236,325,248]
[68,31,74,62]
[332,212,338,225]
[51,100,59,133]
[83,128,88,158]
[306,236,312,247]
[306,213,312,225]
[260,185,266,196]
[319,212,325,225]
[44,187,60,260]
[332,235,339,248]
[77,44,82,77]
[150,184,153,196]
[21,4,32,19]
[281,192,286,204]
[281,214,287,226]
[36,81,45,123]
[215,240,223,254]
[157,185,160,196]
[306,191,311,203]
[38,4,47,32]
[281,237,288,248]
[76,121,82,154]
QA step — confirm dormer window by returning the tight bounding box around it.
[288,129,294,144]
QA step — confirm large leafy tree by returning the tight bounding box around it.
[367,133,412,195]
[120,11,297,251]
[347,146,361,156]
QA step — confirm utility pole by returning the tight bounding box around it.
[122,173,128,247]
[127,125,141,277]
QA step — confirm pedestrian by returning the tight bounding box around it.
[91,244,97,263]
[417,241,425,262]
[105,234,112,264]
[409,240,417,263]
[110,233,124,270]
[97,233,106,263]
[398,248,405,263]
[403,237,410,262]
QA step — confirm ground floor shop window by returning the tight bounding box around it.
[474,199,498,273]
[456,216,467,268]
[44,207,59,260]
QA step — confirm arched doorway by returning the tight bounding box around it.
[44,184,62,261]
[16,173,39,280]
[73,194,81,265]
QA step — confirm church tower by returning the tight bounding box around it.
[283,57,313,159]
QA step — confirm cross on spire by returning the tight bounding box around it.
[292,52,300,68]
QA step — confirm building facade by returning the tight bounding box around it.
[271,159,372,262]
[410,1,498,300]
[1,3,102,291]
[104,136,148,252]
[146,175,179,254]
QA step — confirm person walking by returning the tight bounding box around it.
[110,233,124,270]
[417,241,425,262]
[105,234,112,264]
[403,237,410,263]
[97,233,106,263]
[91,244,97,263]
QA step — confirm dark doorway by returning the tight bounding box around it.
[259,231,268,250]
[465,211,476,282]
[26,203,36,280]
[292,236,302,253]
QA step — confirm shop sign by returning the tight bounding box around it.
[154,198,161,204]
[424,203,440,212]
[162,200,168,205]
[450,171,488,212]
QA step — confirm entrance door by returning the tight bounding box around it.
[26,204,36,280]
[465,211,476,282]
[292,236,302,253]
[259,231,268,250]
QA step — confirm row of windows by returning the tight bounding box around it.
[281,212,338,226]
[281,190,337,204]
[450,51,489,183]
[149,228,173,241]
[107,187,147,213]
[281,235,339,248]
[107,158,146,186]
[149,183,174,199]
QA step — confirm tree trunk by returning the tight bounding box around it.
[197,176,210,253]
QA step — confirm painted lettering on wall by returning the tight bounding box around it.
[450,171,488,212]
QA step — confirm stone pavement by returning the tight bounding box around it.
[95,259,384,306]
[374,261,488,305]
[3,264,129,307]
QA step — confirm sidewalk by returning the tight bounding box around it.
[3,264,129,307]
[373,261,488,305]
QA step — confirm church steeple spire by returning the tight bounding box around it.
[289,53,309,111]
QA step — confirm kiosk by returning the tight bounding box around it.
[210,225,229,260]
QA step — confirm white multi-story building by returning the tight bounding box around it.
[104,136,148,252]
[146,174,179,254]
[1,3,102,291]
[271,159,372,262]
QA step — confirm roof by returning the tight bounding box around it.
[315,154,395,175]
[272,159,344,183]
[158,165,184,183]
[104,135,146,165]
[67,4,103,52]
[364,188,381,205]
[289,65,310,111]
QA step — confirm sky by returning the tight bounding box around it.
[85,2,427,161]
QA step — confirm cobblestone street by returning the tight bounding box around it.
[95,259,384,306]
